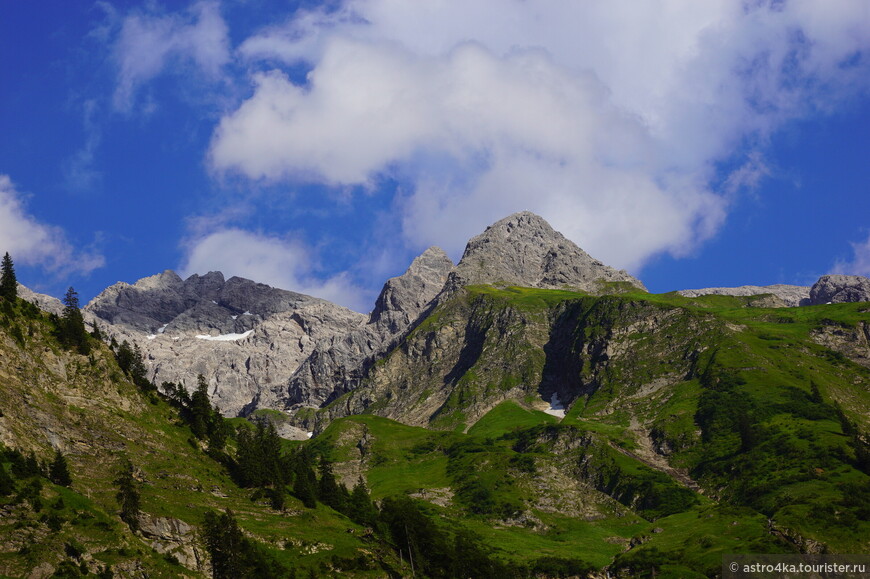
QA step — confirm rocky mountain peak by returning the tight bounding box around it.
[84,270,329,335]
[369,246,454,335]
[445,211,646,293]
[809,274,870,305]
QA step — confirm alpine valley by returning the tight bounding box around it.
[1,212,868,578]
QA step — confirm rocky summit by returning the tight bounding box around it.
[809,274,870,305]
[284,247,454,410]
[444,211,647,295]
[80,212,650,419]
[85,270,367,418]
[63,214,870,423]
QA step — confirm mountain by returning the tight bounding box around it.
[809,274,870,305]
[283,247,454,410]
[83,211,648,421]
[84,270,367,419]
[677,284,810,307]
[443,211,646,295]
[307,284,870,568]
[3,210,870,577]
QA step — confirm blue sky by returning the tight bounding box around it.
[1,0,869,312]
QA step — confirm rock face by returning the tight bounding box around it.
[443,211,646,295]
[79,212,650,420]
[284,247,454,408]
[85,271,367,416]
[16,283,65,316]
[678,285,810,307]
[314,286,722,433]
[137,513,205,572]
[808,275,870,305]
[369,247,455,335]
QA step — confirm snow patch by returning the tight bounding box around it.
[231,315,238,320]
[157,324,168,334]
[195,330,254,342]
[544,393,566,418]
[211,300,217,304]
[146,334,157,340]
[242,311,252,316]
[306,432,314,439]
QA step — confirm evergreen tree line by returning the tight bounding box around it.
[0,446,73,512]
[49,287,91,355]
[228,420,377,524]
[161,375,230,451]
[201,509,289,579]
[225,428,541,577]
[113,339,156,394]
[201,492,585,579]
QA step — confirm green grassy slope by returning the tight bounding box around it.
[311,284,870,575]
[0,296,398,578]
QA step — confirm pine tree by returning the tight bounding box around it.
[190,375,212,440]
[317,459,345,511]
[349,477,377,527]
[59,287,90,355]
[202,510,246,579]
[258,422,284,487]
[113,459,140,531]
[116,340,135,374]
[0,464,14,496]
[202,509,287,578]
[49,449,73,487]
[291,448,317,509]
[235,427,264,487]
[0,252,16,301]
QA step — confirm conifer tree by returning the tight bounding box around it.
[317,459,345,511]
[349,477,377,527]
[0,252,16,301]
[116,340,135,374]
[0,463,14,496]
[113,459,140,531]
[291,448,317,509]
[190,375,212,440]
[202,510,246,578]
[49,449,73,487]
[60,287,90,354]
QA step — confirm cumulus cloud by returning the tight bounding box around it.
[113,0,229,111]
[179,228,369,312]
[834,233,870,277]
[209,0,870,273]
[0,175,105,276]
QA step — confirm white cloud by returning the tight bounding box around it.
[179,228,370,312]
[835,233,870,277]
[211,0,870,272]
[113,0,229,111]
[0,175,105,276]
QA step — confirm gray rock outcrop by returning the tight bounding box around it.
[85,271,367,416]
[369,247,455,335]
[284,247,454,408]
[16,283,65,316]
[678,284,811,308]
[137,513,205,572]
[443,211,646,295]
[808,275,870,305]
